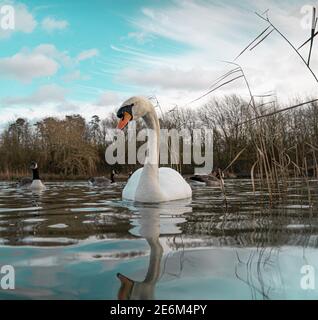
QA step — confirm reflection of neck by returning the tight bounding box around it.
[144,237,163,284]
[32,168,40,180]
[128,236,163,300]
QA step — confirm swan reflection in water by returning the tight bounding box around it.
[117,200,192,300]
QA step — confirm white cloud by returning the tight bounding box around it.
[0,50,58,82]
[96,91,121,106]
[2,84,67,105]
[33,44,73,67]
[0,44,99,83]
[0,100,118,128]
[127,31,154,44]
[76,49,99,63]
[118,67,220,91]
[121,0,318,105]
[41,17,69,32]
[62,70,88,82]
[0,2,37,38]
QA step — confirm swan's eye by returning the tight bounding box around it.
[117,104,134,119]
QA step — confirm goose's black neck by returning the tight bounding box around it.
[32,168,40,180]
[111,171,115,184]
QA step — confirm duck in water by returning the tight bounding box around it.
[88,170,117,187]
[189,169,223,187]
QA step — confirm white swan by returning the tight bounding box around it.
[116,96,192,203]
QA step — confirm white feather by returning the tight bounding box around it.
[30,180,46,191]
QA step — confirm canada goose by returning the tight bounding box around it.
[189,168,225,187]
[88,170,116,187]
[189,173,223,187]
[116,96,192,203]
[16,177,32,188]
[17,162,46,191]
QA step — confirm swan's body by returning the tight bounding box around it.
[116,97,192,203]
[17,162,46,191]
[124,167,191,202]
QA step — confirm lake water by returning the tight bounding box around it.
[0,179,317,300]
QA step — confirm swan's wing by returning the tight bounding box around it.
[122,168,143,200]
[158,168,192,201]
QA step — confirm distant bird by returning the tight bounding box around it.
[189,172,223,187]
[17,161,46,191]
[88,170,116,187]
[190,170,223,187]
[16,177,32,188]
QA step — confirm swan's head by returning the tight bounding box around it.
[30,161,38,170]
[116,96,154,130]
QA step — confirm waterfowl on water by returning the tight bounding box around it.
[16,177,33,188]
[88,170,116,187]
[17,161,46,191]
[116,96,192,203]
[189,170,224,187]
[189,175,221,187]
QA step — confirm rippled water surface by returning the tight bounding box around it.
[0,179,318,300]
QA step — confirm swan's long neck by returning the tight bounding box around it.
[135,109,162,202]
[143,111,160,167]
[144,237,163,284]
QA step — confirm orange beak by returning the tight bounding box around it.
[117,112,132,130]
[117,273,134,300]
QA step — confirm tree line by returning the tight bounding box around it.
[0,95,317,180]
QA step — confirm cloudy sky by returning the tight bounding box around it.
[0,0,317,128]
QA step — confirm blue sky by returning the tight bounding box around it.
[0,0,317,127]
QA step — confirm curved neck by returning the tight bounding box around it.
[144,237,163,284]
[135,106,162,202]
[142,111,160,166]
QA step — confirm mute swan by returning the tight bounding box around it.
[88,170,116,186]
[116,97,192,203]
[18,161,46,191]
